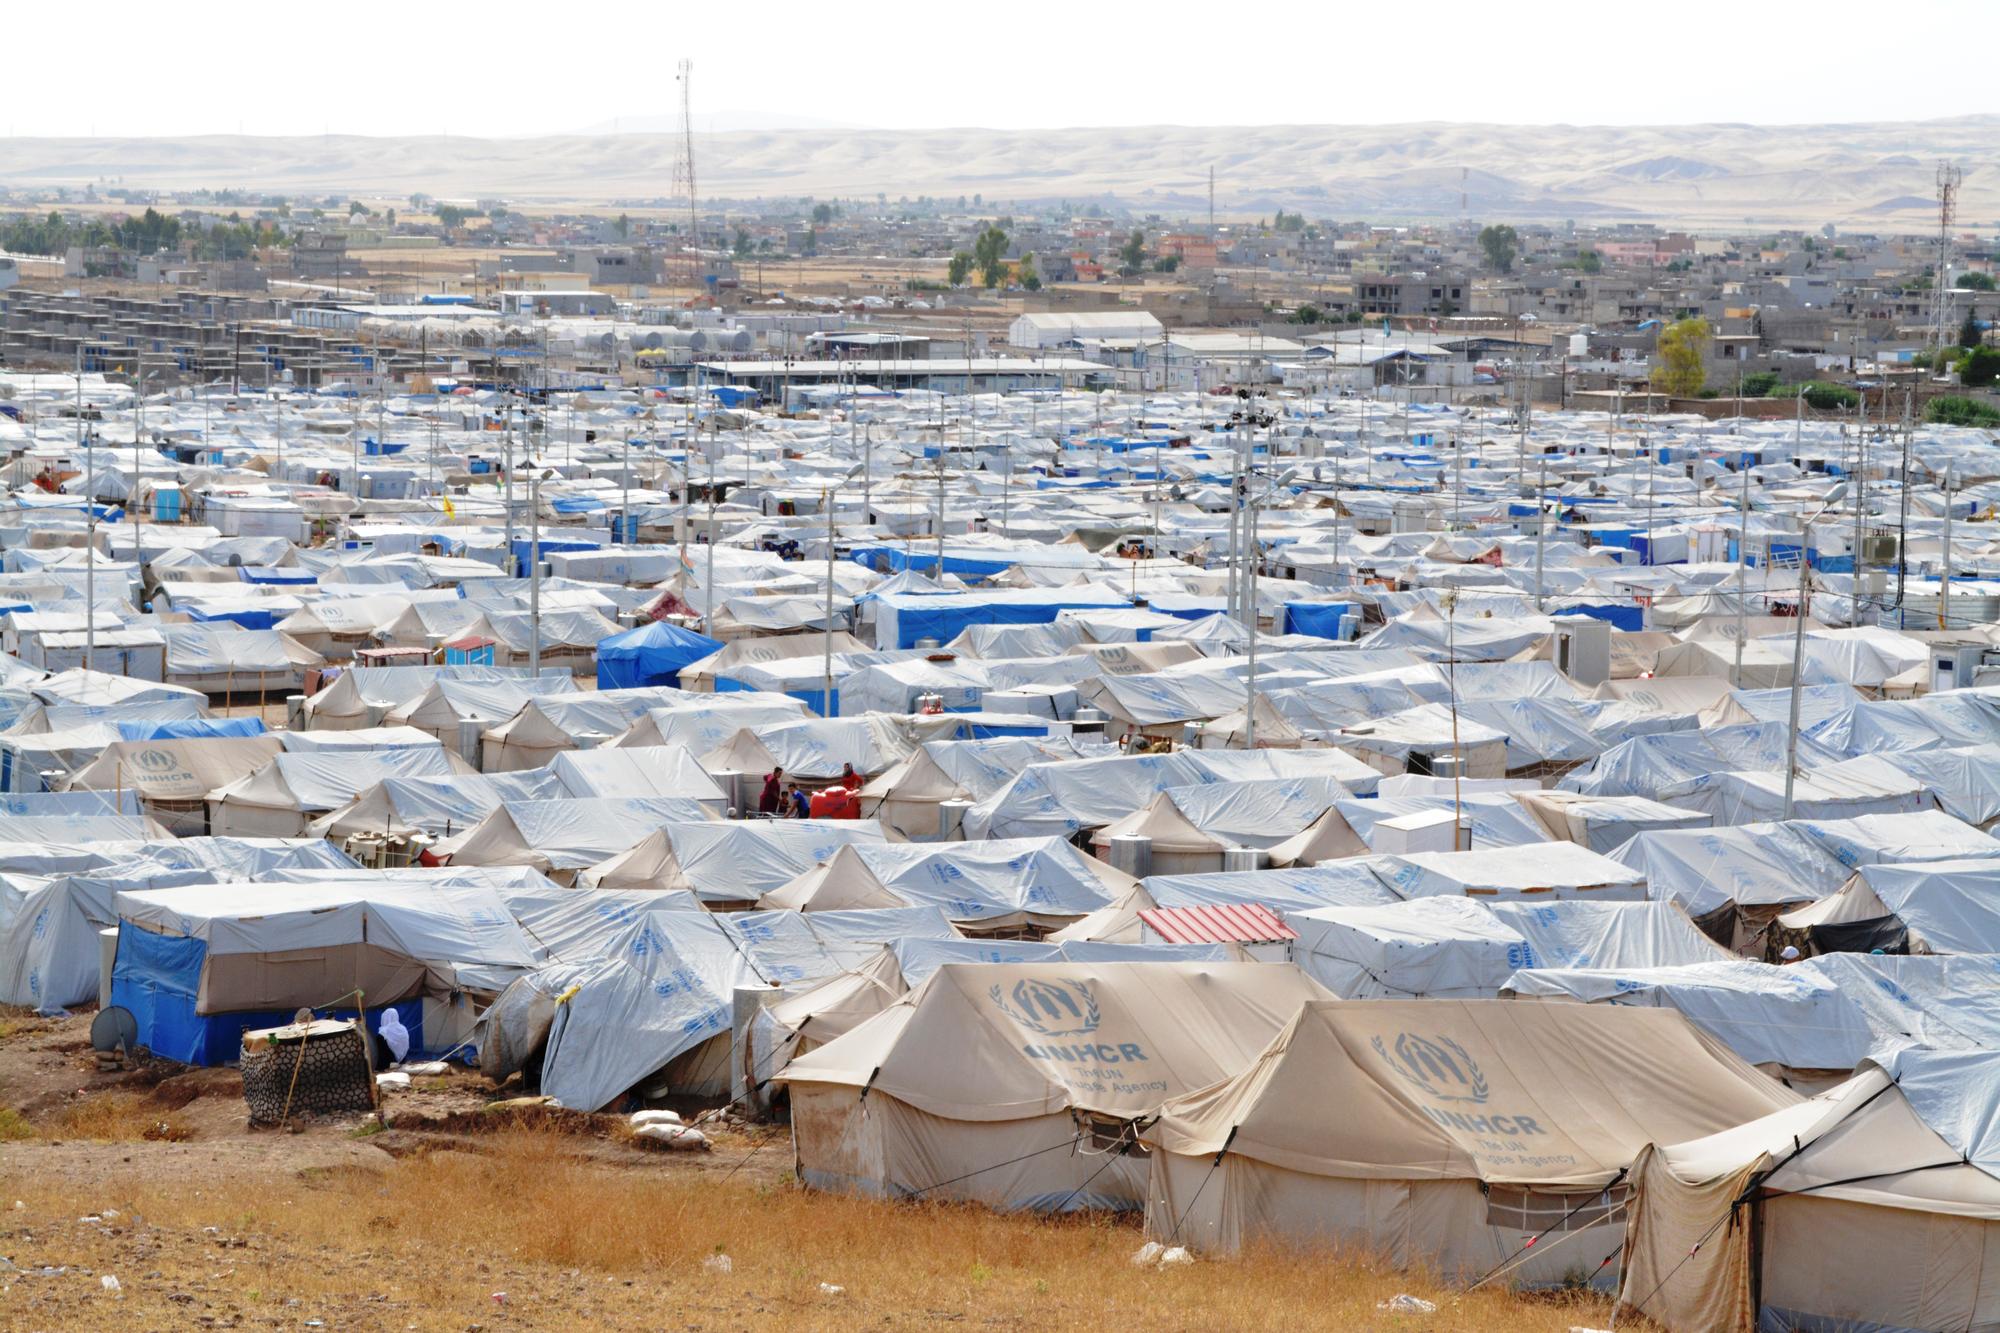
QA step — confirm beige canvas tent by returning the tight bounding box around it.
[1140,999,1796,1283]
[1618,1053,2000,1332]
[774,961,1333,1213]
[66,735,286,835]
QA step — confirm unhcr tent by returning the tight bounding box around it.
[1618,1049,2000,1333]
[775,961,1333,1212]
[1140,1000,1796,1281]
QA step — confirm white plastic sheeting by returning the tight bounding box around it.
[1503,959,1875,1072]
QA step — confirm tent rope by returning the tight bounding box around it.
[1462,1169,1627,1293]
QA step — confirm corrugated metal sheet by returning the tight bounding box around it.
[1138,902,1296,945]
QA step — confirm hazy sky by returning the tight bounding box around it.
[7,1,1993,138]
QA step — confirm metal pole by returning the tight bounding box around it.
[1734,445,1751,685]
[1533,451,1547,611]
[1782,512,1813,820]
[1853,395,1868,623]
[79,344,93,672]
[822,484,836,717]
[1941,468,1954,630]
[528,456,542,675]
[622,429,632,545]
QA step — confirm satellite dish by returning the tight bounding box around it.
[91,1005,137,1054]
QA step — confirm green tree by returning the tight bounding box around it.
[1926,395,2000,427]
[347,200,368,217]
[973,224,1009,288]
[1740,370,1782,397]
[1957,345,2000,387]
[811,202,835,225]
[487,205,509,221]
[1576,248,1602,274]
[1118,228,1147,277]
[1018,254,1040,291]
[1152,255,1181,273]
[1800,381,1859,410]
[732,226,753,259]
[1478,223,1519,274]
[1273,210,1306,233]
[1654,316,1711,397]
[800,226,818,257]
[1291,303,1324,325]
[436,204,471,229]
[1960,310,1985,350]
[946,251,973,286]
[613,213,630,239]
[1956,271,1997,291]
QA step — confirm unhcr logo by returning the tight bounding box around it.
[990,978,1101,1037]
[134,748,177,773]
[1371,1032,1490,1105]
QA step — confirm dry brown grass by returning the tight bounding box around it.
[1,1126,1613,1330]
[49,1092,194,1143]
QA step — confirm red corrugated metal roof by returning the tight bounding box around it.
[1137,902,1296,945]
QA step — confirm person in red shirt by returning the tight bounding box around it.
[758,767,784,816]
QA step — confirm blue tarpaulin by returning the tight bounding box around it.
[185,605,283,631]
[595,620,722,690]
[873,588,1131,650]
[111,924,424,1066]
[1557,603,1646,632]
[1283,601,1358,638]
[115,717,267,741]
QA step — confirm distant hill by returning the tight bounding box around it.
[1,116,1994,227]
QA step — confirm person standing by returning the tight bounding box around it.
[759,766,784,816]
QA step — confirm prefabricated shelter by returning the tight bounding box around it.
[775,961,1334,1213]
[1140,1000,1796,1281]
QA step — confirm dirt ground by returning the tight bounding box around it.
[0,1009,1617,1332]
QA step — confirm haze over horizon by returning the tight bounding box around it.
[4,0,1992,139]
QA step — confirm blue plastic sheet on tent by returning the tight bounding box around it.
[715,676,830,715]
[847,546,1016,578]
[238,567,318,585]
[875,591,1132,650]
[115,716,267,741]
[509,537,600,577]
[111,925,423,1066]
[595,620,722,690]
[1558,603,1646,631]
[1283,602,1357,638]
[185,605,282,630]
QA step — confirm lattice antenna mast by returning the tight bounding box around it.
[1931,159,1961,353]
[672,60,699,292]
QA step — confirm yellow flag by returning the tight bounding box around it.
[440,496,456,519]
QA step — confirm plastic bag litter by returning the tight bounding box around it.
[629,1109,684,1128]
[1377,1294,1437,1314]
[1130,1242,1164,1267]
[1159,1247,1193,1266]
[818,1283,845,1295]
[634,1123,709,1151]
[100,1276,120,1293]
[395,1061,449,1077]
[703,1254,733,1274]
[374,1072,411,1091]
